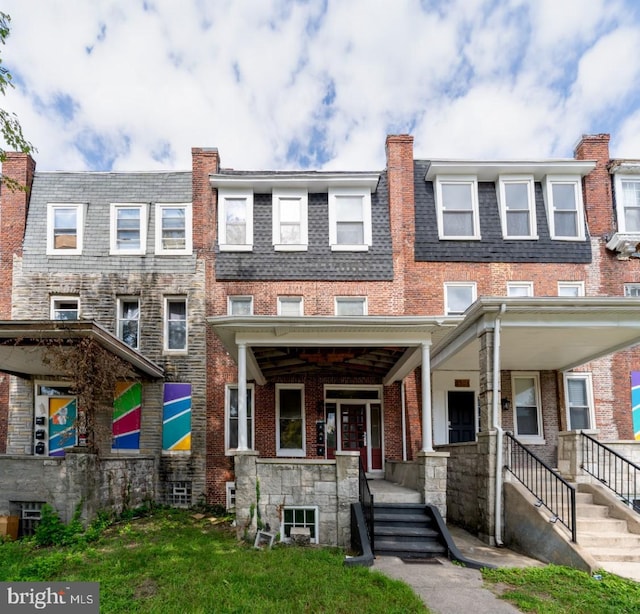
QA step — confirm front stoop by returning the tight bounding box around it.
[367,479,422,504]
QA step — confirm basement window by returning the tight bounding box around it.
[165,481,192,507]
[280,506,318,544]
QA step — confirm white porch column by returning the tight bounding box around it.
[421,341,433,452]
[237,342,249,451]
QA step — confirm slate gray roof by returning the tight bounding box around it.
[22,171,195,274]
[214,172,394,281]
[413,161,592,263]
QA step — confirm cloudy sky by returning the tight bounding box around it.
[2,0,640,172]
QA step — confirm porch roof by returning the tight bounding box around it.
[431,297,640,372]
[207,315,459,385]
[0,320,164,379]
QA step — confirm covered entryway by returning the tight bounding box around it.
[448,390,475,443]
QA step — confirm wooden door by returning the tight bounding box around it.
[448,391,475,443]
[341,404,367,470]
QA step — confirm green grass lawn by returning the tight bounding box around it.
[0,508,428,613]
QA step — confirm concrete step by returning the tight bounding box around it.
[577,517,628,533]
[576,492,594,504]
[374,525,440,540]
[586,547,640,563]
[575,503,611,518]
[579,531,640,548]
[374,539,446,558]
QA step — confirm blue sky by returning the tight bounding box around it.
[2,0,640,172]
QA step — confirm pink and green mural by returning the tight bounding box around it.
[162,383,192,451]
[633,372,640,441]
[112,382,142,450]
[49,397,77,456]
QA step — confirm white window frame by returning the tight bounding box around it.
[543,176,586,240]
[109,203,147,255]
[334,296,367,316]
[46,203,85,255]
[277,296,303,316]
[558,281,585,297]
[613,174,640,233]
[625,284,640,297]
[225,481,236,511]
[276,383,305,457]
[228,296,254,316]
[507,282,533,297]
[280,505,319,544]
[444,282,477,316]
[511,372,544,443]
[218,188,253,251]
[155,203,192,255]
[563,372,595,431]
[328,187,372,251]
[164,297,188,353]
[497,175,537,239]
[434,175,480,240]
[117,297,140,349]
[225,383,255,454]
[272,188,308,251]
[50,296,79,320]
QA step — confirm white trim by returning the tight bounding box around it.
[497,175,537,239]
[444,282,477,316]
[542,175,586,241]
[225,481,236,511]
[46,203,85,255]
[276,383,305,457]
[109,203,148,255]
[155,203,192,255]
[280,505,319,544]
[50,296,79,320]
[563,372,595,431]
[277,296,303,316]
[228,295,254,316]
[163,296,188,354]
[334,296,367,316]
[328,186,372,251]
[511,372,544,443]
[224,383,255,454]
[218,188,253,251]
[506,281,534,297]
[613,174,640,233]
[434,175,480,240]
[116,296,140,350]
[272,188,308,251]
[558,281,585,297]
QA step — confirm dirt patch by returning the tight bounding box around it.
[134,577,158,599]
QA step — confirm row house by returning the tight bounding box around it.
[1,134,640,555]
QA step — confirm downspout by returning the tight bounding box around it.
[493,304,506,547]
[401,380,407,461]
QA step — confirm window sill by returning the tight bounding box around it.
[219,244,253,252]
[330,244,369,252]
[515,436,546,446]
[274,244,308,252]
[277,449,306,457]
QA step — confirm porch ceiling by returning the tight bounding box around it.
[207,315,458,385]
[0,320,164,379]
[431,297,640,372]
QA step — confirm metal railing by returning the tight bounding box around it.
[505,432,576,542]
[358,457,374,552]
[581,432,640,512]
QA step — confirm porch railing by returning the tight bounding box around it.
[581,432,640,513]
[358,458,374,552]
[505,432,577,542]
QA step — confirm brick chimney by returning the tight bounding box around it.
[574,134,612,236]
[191,147,219,255]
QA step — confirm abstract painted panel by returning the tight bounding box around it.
[113,382,142,450]
[163,383,192,451]
[49,397,77,456]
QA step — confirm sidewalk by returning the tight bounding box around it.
[373,525,545,614]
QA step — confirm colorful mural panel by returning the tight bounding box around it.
[112,382,142,450]
[49,397,77,456]
[163,383,192,451]
[632,371,640,441]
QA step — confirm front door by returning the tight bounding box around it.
[448,390,475,443]
[341,404,367,470]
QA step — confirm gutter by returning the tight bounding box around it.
[493,303,506,547]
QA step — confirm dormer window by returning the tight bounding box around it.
[498,176,536,239]
[543,176,585,240]
[218,188,253,251]
[614,176,640,232]
[328,187,372,251]
[110,203,147,255]
[272,188,308,251]
[46,204,85,255]
[434,176,480,240]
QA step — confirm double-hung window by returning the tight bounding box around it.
[117,298,140,349]
[110,203,147,255]
[47,204,84,255]
[335,297,367,316]
[564,373,594,431]
[228,296,254,315]
[155,203,192,254]
[328,187,372,251]
[435,176,480,239]
[507,282,533,297]
[164,297,187,352]
[51,297,79,320]
[512,373,544,442]
[218,188,253,251]
[558,282,585,297]
[625,284,640,297]
[273,189,308,250]
[498,176,536,239]
[278,296,303,316]
[277,384,305,456]
[444,282,476,316]
[543,176,585,240]
[225,384,254,453]
[614,176,640,233]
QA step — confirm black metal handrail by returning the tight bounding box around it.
[581,432,640,512]
[505,432,576,542]
[358,457,374,552]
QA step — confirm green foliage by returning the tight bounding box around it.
[33,503,84,547]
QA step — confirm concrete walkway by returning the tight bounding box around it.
[373,525,545,614]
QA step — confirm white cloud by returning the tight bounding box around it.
[1,0,639,171]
